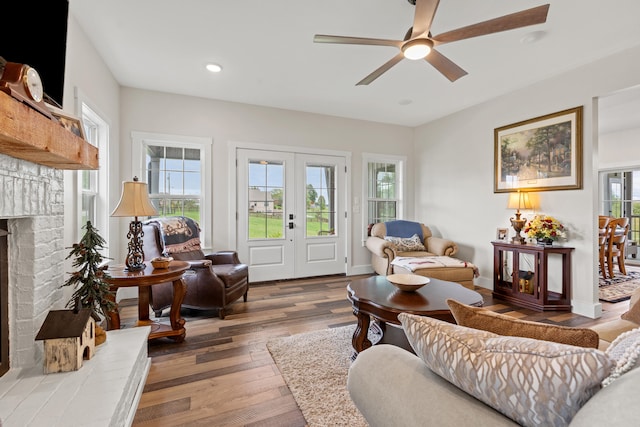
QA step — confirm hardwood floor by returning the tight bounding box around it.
[122,274,631,426]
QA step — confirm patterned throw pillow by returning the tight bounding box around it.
[383,234,425,251]
[399,313,615,427]
[603,327,640,387]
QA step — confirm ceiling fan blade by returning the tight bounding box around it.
[411,0,440,38]
[356,53,405,86]
[431,4,550,45]
[314,34,402,48]
[425,49,468,82]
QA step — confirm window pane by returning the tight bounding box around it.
[81,194,95,226]
[184,172,201,195]
[367,201,396,224]
[306,164,336,236]
[166,171,184,195]
[367,160,400,224]
[248,160,284,239]
[184,149,200,171]
[601,170,640,252]
[145,142,203,224]
[81,170,91,191]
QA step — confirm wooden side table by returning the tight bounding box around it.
[104,261,189,342]
[491,241,574,311]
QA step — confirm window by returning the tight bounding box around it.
[132,132,212,245]
[306,163,336,236]
[248,160,284,239]
[363,154,405,226]
[79,102,109,239]
[600,169,640,248]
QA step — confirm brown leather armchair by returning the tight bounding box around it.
[141,217,249,319]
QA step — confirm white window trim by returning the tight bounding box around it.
[362,153,406,242]
[75,90,110,254]
[131,131,213,248]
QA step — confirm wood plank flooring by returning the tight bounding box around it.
[121,274,631,426]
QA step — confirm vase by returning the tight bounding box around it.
[537,238,554,246]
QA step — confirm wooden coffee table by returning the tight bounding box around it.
[347,275,484,358]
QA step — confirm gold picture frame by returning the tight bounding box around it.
[46,104,86,140]
[494,106,583,193]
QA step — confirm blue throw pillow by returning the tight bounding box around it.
[384,220,423,240]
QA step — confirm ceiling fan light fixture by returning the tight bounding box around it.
[402,38,433,60]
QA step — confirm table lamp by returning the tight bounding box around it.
[507,191,534,244]
[111,177,158,270]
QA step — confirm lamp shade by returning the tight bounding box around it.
[111,178,158,217]
[507,191,534,210]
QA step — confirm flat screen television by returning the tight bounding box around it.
[0,0,69,107]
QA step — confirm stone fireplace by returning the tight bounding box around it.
[0,152,66,371]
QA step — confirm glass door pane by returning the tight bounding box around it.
[306,164,336,237]
[248,160,284,239]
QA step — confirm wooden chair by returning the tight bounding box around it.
[606,217,630,278]
[598,216,611,279]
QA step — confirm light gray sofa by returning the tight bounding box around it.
[347,343,640,426]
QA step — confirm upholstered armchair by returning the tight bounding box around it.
[141,216,249,319]
[365,220,459,276]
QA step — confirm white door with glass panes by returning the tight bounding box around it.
[237,149,346,282]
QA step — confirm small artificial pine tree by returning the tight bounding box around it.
[63,221,115,321]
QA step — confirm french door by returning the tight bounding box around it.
[237,148,346,282]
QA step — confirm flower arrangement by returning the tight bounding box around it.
[525,215,566,242]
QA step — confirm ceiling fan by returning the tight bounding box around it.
[313,0,550,85]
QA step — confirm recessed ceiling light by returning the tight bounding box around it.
[206,63,222,73]
[520,30,546,45]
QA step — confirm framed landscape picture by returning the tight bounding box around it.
[494,106,582,193]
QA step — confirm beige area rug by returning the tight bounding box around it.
[266,325,368,427]
[599,268,640,303]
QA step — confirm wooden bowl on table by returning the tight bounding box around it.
[150,257,173,269]
[386,274,430,292]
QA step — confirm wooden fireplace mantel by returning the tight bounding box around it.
[0,92,98,170]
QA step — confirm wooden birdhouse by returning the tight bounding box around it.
[35,308,96,373]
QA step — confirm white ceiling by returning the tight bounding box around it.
[69,0,640,127]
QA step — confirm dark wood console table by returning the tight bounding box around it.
[104,261,189,342]
[492,241,574,311]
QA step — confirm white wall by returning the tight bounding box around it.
[117,88,414,273]
[63,14,122,260]
[413,44,640,318]
[599,127,640,170]
[62,15,123,300]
